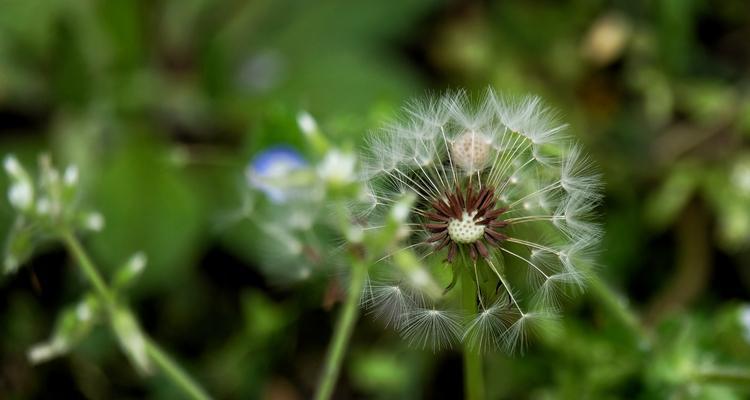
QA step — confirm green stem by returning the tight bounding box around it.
[62,231,116,306]
[145,338,211,400]
[461,267,485,400]
[588,274,648,346]
[693,366,750,386]
[60,231,211,400]
[314,258,368,400]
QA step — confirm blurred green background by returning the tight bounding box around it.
[2,0,750,399]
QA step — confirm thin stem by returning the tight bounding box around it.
[314,257,368,400]
[461,265,485,400]
[587,274,649,346]
[145,338,211,400]
[62,230,116,306]
[60,231,211,400]
[692,366,750,386]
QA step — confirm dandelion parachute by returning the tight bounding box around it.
[361,89,601,353]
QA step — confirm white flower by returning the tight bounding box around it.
[127,252,148,275]
[28,336,68,364]
[297,111,319,136]
[63,165,79,187]
[8,182,33,211]
[4,155,22,176]
[362,89,601,353]
[84,212,105,232]
[318,150,356,184]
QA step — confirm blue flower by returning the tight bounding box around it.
[246,146,307,203]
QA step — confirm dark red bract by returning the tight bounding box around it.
[424,185,508,263]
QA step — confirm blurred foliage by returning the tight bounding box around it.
[1,0,750,399]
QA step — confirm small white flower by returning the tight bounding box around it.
[732,159,750,196]
[63,165,79,187]
[128,252,147,275]
[36,197,52,215]
[297,111,319,136]
[84,212,105,232]
[28,336,68,364]
[318,150,356,184]
[8,182,33,211]
[4,155,22,176]
[740,305,750,343]
[4,255,19,274]
[76,303,92,322]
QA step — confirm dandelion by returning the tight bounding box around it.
[362,89,602,355]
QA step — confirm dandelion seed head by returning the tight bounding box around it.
[363,89,601,353]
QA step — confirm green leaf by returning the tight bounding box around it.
[644,164,699,231]
[89,134,203,294]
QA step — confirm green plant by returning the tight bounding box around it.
[2,154,211,400]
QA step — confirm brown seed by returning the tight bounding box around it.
[424,223,448,232]
[471,188,489,211]
[484,207,508,219]
[475,240,489,259]
[448,193,462,218]
[432,199,453,217]
[425,212,449,222]
[485,229,508,241]
[427,231,447,242]
[446,243,458,263]
[435,235,451,251]
[484,232,500,246]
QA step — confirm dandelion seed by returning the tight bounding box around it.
[363,89,601,352]
[400,308,463,351]
[367,284,414,328]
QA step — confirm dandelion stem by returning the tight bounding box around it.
[60,231,211,400]
[315,257,368,400]
[461,266,485,400]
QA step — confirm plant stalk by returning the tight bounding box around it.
[145,338,212,400]
[693,366,750,386]
[314,258,368,400]
[588,274,649,346]
[461,266,485,400]
[61,231,211,400]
